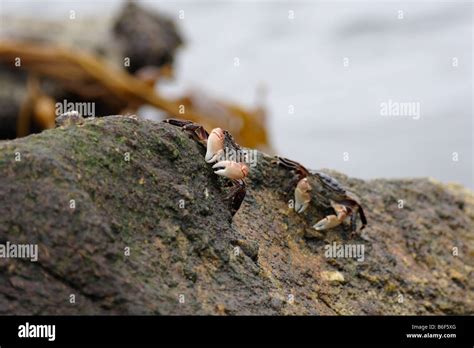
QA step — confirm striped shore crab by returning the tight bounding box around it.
[274,156,367,236]
[163,118,249,216]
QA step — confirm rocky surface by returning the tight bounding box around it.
[0,116,472,314]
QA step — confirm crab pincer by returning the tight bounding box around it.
[163,118,249,217]
[213,160,249,216]
[205,128,225,163]
[212,160,249,180]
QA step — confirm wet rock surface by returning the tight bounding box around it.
[0,116,472,314]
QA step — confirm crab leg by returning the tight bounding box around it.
[183,123,209,144]
[313,201,349,231]
[226,179,247,216]
[162,118,194,128]
[275,156,310,178]
[163,118,209,145]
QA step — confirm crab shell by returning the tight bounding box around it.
[205,128,225,163]
[294,177,311,213]
[212,161,249,180]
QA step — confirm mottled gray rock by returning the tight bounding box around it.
[0,116,472,315]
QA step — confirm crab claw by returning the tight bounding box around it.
[205,128,225,163]
[294,178,311,213]
[212,161,249,180]
[313,215,341,231]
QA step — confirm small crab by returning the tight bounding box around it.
[163,118,249,216]
[275,156,367,235]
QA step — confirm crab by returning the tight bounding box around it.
[274,156,367,235]
[163,118,249,216]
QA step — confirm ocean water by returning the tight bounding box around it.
[1,0,472,188]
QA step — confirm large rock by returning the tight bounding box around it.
[0,116,472,314]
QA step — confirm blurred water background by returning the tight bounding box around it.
[1,0,472,188]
